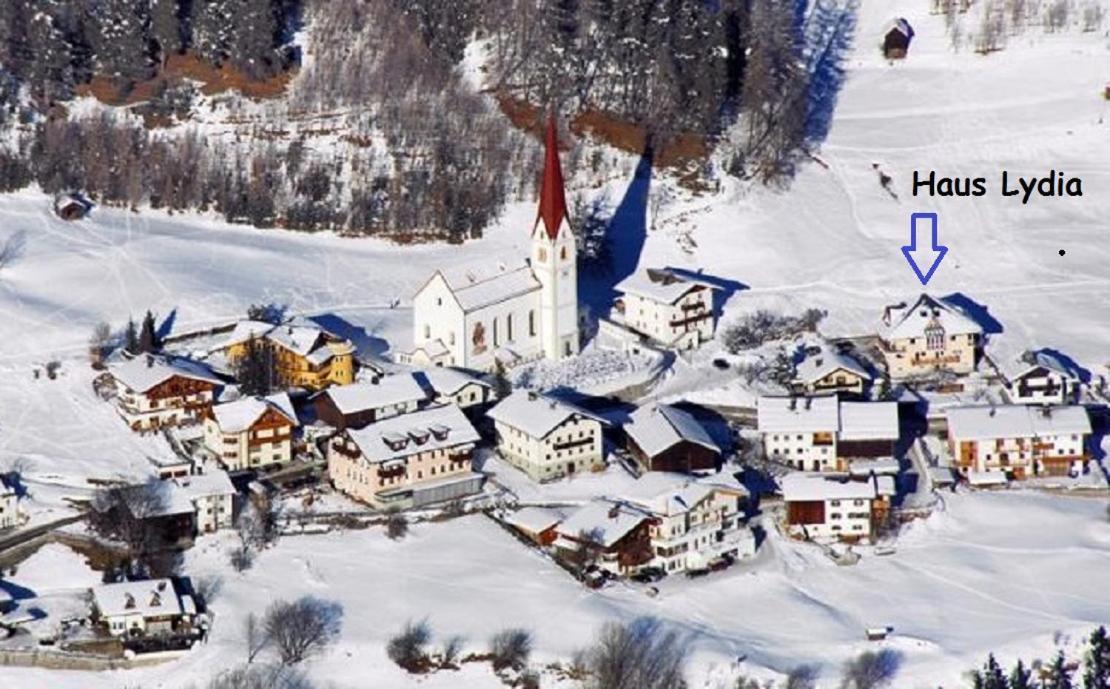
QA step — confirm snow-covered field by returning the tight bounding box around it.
[0,0,1109,687]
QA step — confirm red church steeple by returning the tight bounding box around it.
[536,113,568,241]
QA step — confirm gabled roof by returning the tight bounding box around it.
[345,404,479,464]
[757,396,897,440]
[794,348,871,384]
[486,390,607,439]
[415,367,494,397]
[174,471,235,500]
[757,396,839,433]
[321,375,429,415]
[614,267,719,305]
[111,355,222,394]
[781,473,877,502]
[220,318,351,360]
[1004,350,1082,384]
[506,506,564,535]
[625,404,719,458]
[212,392,297,433]
[436,263,542,314]
[881,294,982,341]
[839,402,899,441]
[946,404,1090,440]
[556,501,651,548]
[93,579,184,618]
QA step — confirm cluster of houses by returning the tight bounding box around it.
[77,116,1097,613]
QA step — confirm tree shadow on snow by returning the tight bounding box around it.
[804,0,859,147]
[156,309,177,341]
[579,148,653,322]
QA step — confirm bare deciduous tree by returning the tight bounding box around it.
[840,649,903,689]
[387,618,432,673]
[584,617,688,689]
[263,596,343,666]
[490,627,532,672]
[245,612,268,664]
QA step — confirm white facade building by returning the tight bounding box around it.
[792,347,872,396]
[757,396,899,472]
[173,471,236,533]
[1002,351,1081,405]
[110,355,223,433]
[203,393,298,471]
[879,294,983,380]
[92,579,195,637]
[625,477,754,574]
[402,117,579,372]
[946,404,1090,478]
[487,390,607,482]
[414,367,498,410]
[611,268,721,350]
[781,473,883,543]
[0,476,21,530]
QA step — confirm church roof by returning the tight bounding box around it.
[536,114,568,241]
[440,263,541,314]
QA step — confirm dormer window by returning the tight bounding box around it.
[124,593,136,609]
[409,429,430,445]
[430,424,451,441]
[150,592,162,607]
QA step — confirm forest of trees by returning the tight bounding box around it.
[0,0,859,240]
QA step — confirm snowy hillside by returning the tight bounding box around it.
[0,1,1108,688]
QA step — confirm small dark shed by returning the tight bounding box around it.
[883,18,915,59]
[54,193,93,221]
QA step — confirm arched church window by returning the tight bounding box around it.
[472,322,487,354]
[507,314,514,341]
[560,246,567,261]
[538,248,547,263]
[423,324,430,339]
[528,310,536,337]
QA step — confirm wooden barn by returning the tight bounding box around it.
[54,193,92,221]
[623,404,720,474]
[883,18,915,59]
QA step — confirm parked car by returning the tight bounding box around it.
[631,567,666,583]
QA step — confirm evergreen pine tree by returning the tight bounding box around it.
[1011,659,1035,689]
[1045,650,1075,689]
[124,317,140,355]
[235,335,276,396]
[150,0,187,67]
[89,0,156,83]
[138,310,159,353]
[979,654,1010,689]
[1084,626,1110,689]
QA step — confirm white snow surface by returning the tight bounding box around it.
[0,1,1109,686]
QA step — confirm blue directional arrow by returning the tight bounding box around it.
[901,212,948,286]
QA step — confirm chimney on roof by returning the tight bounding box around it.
[1041,406,1052,418]
[145,354,154,368]
[527,391,538,401]
[789,397,797,411]
[608,504,620,519]
[804,397,812,410]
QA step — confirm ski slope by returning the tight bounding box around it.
[0,0,1108,687]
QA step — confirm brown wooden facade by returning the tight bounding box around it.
[627,438,719,474]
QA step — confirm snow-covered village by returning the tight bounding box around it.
[0,1,1108,688]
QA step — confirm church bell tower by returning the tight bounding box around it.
[531,114,579,361]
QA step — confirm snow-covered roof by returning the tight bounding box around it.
[174,471,235,499]
[624,480,742,518]
[888,17,915,39]
[794,349,871,384]
[220,319,351,360]
[437,263,541,313]
[415,367,493,397]
[212,392,297,433]
[781,473,877,502]
[505,506,564,535]
[758,397,898,440]
[757,396,839,433]
[486,391,607,439]
[946,405,1090,440]
[848,459,900,476]
[624,404,719,458]
[556,501,651,548]
[322,375,428,414]
[839,402,899,441]
[968,470,1008,487]
[111,355,222,393]
[345,404,479,463]
[881,294,982,341]
[614,268,718,305]
[92,579,184,619]
[1003,350,1082,384]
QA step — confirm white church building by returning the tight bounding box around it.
[400,116,580,372]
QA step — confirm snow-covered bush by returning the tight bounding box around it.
[388,619,433,673]
[490,627,533,672]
